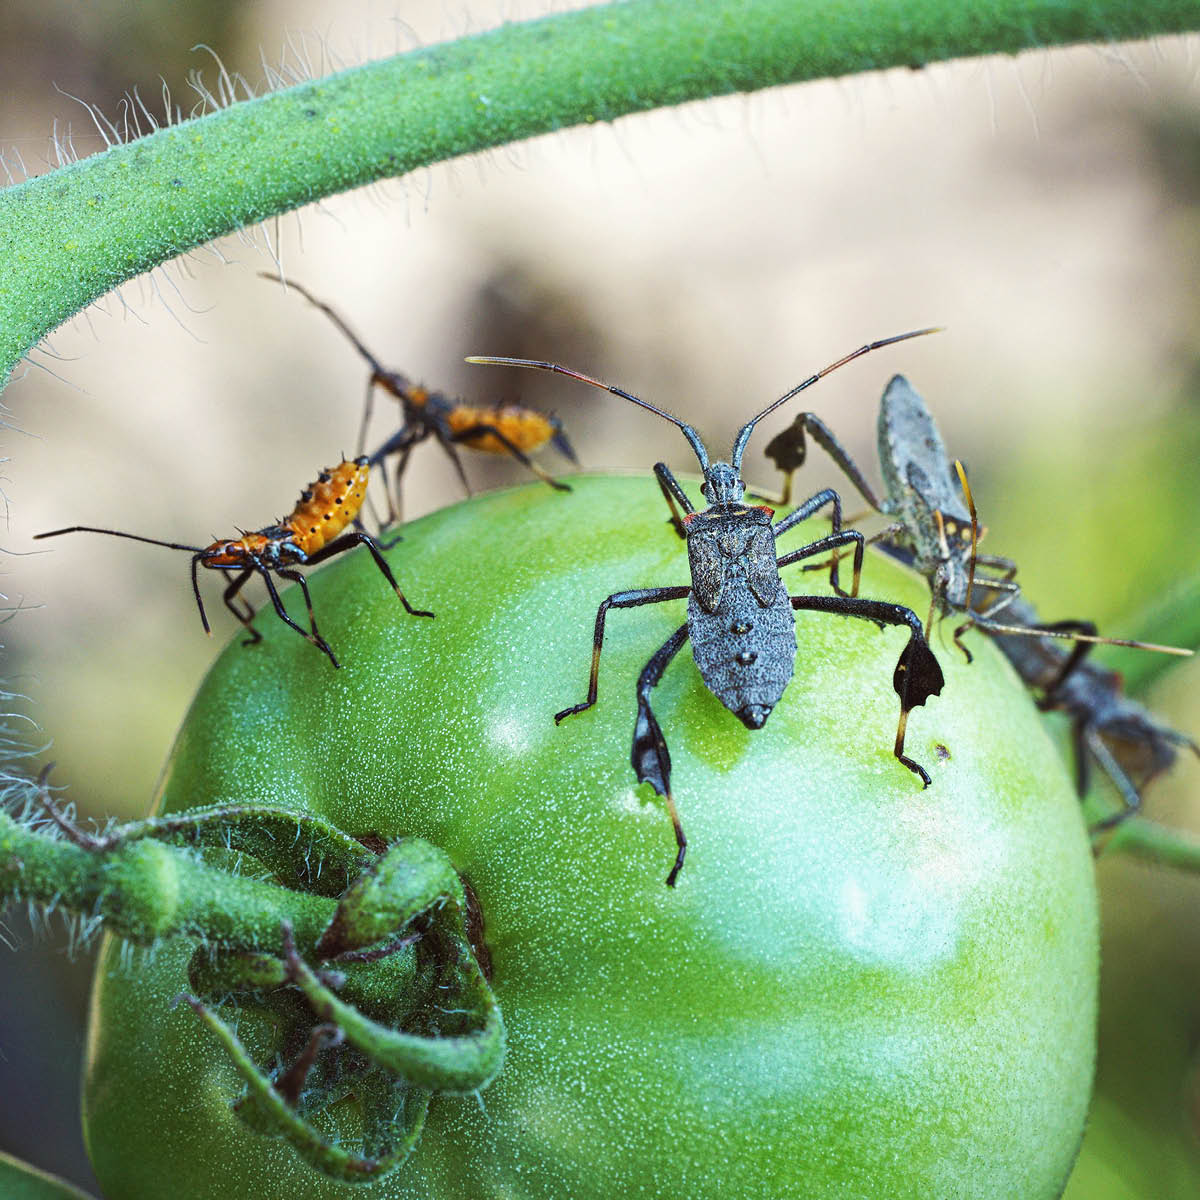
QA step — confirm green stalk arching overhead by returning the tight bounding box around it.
[2,0,1200,391]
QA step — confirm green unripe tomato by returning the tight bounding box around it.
[83,474,1098,1199]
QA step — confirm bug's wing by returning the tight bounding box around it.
[746,527,781,607]
[687,531,724,612]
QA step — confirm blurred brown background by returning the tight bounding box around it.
[1,1,1199,1195]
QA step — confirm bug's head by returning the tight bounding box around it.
[700,461,745,507]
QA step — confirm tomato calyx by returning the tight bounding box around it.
[2,777,503,1183]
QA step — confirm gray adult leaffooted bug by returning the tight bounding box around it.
[765,373,1195,833]
[468,333,946,886]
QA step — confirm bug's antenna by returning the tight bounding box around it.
[259,273,391,379]
[730,327,942,470]
[955,459,980,616]
[34,526,206,554]
[466,356,711,472]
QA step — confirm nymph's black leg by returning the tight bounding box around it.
[357,376,378,459]
[368,425,422,528]
[653,462,694,539]
[449,422,571,492]
[221,567,261,645]
[304,532,434,618]
[430,424,475,497]
[555,586,691,723]
[190,553,211,636]
[790,593,944,786]
[774,488,861,597]
[261,567,340,668]
[631,623,691,887]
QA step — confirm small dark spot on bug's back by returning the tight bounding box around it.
[731,620,752,635]
[935,744,950,762]
[735,651,757,666]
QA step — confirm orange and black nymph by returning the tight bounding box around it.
[262,275,577,524]
[35,457,433,667]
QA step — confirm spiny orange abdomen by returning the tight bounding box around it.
[285,457,370,556]
[446,405,558,455]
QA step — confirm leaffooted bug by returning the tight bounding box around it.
[35,456,433,668]
[261,274,577,524]
[766,374,1197,829]
[469,332,946,886]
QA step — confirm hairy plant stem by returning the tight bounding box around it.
[0,807,335,947]
[2,0,1199,389]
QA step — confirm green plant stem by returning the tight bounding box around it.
[1105,813,1200,872]
[3,0,1199,390]
[0,808,334,948]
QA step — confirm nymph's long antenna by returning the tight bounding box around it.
[34,526,205,553]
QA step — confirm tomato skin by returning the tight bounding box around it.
[83,475,1097,1199]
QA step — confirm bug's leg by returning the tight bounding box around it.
[261,567,340,668]
[631,623,692,886]
[790,594,944,786]
[765,413,884,512]
[368,425,423,529]
[1082,724,1142,835]
[370,445,415,548]
[798,521,907,577]
[447,421,572,492]
[356,375,379,459]
[775,489,862,597]
[777,528,866,600]
[555,586,691,723]
[975,554,1019,584]
[190,553,212,636]
[1009,621,1098,701]
[653,462,694,539]
[221,568,261,645]
[425,421,476,498]
[304,532,435,619]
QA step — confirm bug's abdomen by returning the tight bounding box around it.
[286,457,370,556]
[446,405,559,454]
[688,579,797,729]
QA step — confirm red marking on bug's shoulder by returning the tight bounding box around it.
[754,505,775,518]
[682,512,699,526]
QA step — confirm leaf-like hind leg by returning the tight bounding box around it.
[790,594,944,786]
[764,411,884,512]
[632,623,690,886]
